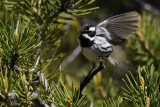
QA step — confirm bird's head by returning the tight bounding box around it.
[80,24,95,35]
[79,24,96,47]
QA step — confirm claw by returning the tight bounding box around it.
[96,56,105,68]
[96,56,103,59]
[99,59,105,69]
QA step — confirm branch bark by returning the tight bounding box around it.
[79,60,105,99]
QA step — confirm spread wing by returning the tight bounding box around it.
[95,12,140,45]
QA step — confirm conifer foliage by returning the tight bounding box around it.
[0,0,98,106]
[0,0,160,107]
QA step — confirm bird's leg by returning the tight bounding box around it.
[99,58,105,69]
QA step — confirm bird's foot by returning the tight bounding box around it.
[96,56,105,69]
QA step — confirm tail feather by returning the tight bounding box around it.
[106,56,119,66]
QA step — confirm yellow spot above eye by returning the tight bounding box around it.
[85,30,88,32]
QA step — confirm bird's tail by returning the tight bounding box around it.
[106,56,119,66]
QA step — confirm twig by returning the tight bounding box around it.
[79,60,105,98]
[135,0,160,16]
[0,92,49,107]
[61,45,81,68]
[136,31,159,68]
[136,32,154,57]
[33,96,49,107]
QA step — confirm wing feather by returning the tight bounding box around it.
[108,12,139,21]
[96,11,140,45]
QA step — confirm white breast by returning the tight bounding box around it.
[82,47,99,62]
[82,36,113,63]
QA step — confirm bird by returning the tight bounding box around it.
[79,11,140,67]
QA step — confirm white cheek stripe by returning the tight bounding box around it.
[89,27,96,31]
[83,34,94,41]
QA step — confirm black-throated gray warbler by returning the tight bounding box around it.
[79,12,140,66]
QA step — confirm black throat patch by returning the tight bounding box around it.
[79,24,95,47]
[79,34,94,47]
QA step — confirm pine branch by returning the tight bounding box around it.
[0,0,100,106]
[122,65,160,106]
[79,60,105,99]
